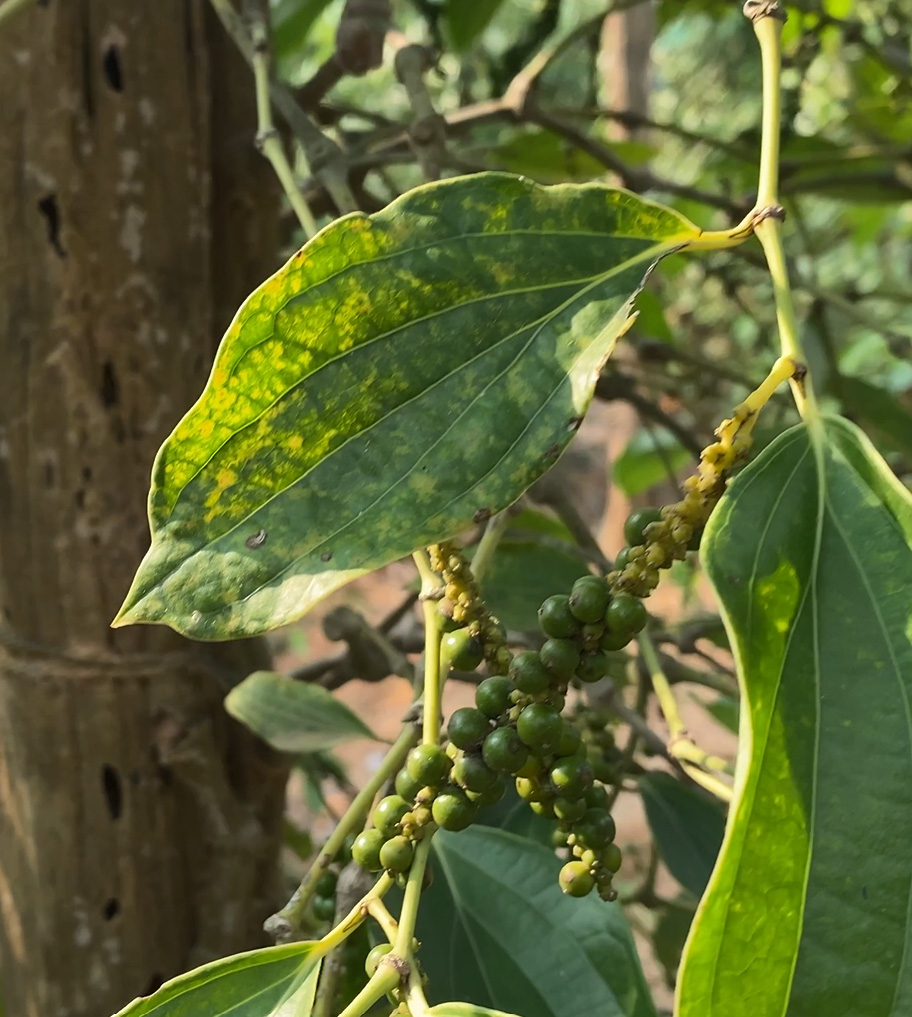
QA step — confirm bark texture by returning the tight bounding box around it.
[0,3,289,1015]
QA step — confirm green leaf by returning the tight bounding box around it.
[613,429,690,497]
[417,826,657,1017]
[443,0,509,51]
[839,376,912,460]
[678,416,912,1017]
[652,901,695,989]
[115,174,698,639]
[224,671,376,752]
[699,694,739,734]
[480,539,587,633]
[272,0,336,62]
[638,772,726,899]
[112,943,320,1017]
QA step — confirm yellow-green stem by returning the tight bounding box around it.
[317,874,394,954]
[393,837,432,956]
[471,510,512,581]
[273,726,418,932]
[420,596,444,744]
[751,11,821,425]
[250,20,318,238]
[335,965,400,1017]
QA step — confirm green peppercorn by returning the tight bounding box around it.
[577,808,617,848]
[602,842,623,873]
[584,784,611,810]
[550,757,594,800]
[475,676,513,719]
[406,744,451,786]
[555,722,582,758]
[599,628,632,652]
[515,775,552,803]
[352,829,387,872]
[516,703,564,754]
[577,650,611,684]
[466,778,507,807]
[432,789,478,831]
[373,795,411,837]
[395,767,423,802]
[509,651,552,694]
[315,870,338,897]
[604,593,648,635]
[379,835,415,873]
[447,707,490,750]
[442,629,485,671]
[553,796,587,822]
[482,727,530,774]
[453,752,498,793]
[539,638,581,678]
[365,942,393,977]
[614,547,633,571]
[559,860,595,897]
[312,895,337,921]
[568,576,610,624]
[538,595,583,639]
[624,507,663,547]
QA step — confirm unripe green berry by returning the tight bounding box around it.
[442,629,485,671]
[515,775,551,803]
[555,722,582,758]
[584,784,611,810]
[569,576,610,624]
[352,829,387,872]
[516,703,564,754]
[602,842,623,873]
[577,650,611,684]
[604,593,648,635]
[509,651,552,694]
[614,547,633,571]
[312,895,337,921]
[406,744,451,786]
[624,507,663,547]
[365,943,393,978]
[599,628,632,651]
[475,676,513,718]
[538,595,583,639]
[466,778,507,807]
[379,835,415,873]
[577,807,617,848]
[315,870,338,897]
[373,795,411,837]
[550,757,594,800]
[559,860,595,897]
[539,638,581,678]
[482,727,530,774]
[447,707,490,750]
[452,752,498,793]
[553,796,587,822]
[432,789,478,831]
[395,767,423,802]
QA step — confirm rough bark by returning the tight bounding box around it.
[0,3,289,1015]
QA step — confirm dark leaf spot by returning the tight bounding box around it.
[101,764,122,819]
[245,529,267,549]
[473,507,491,524]
[320,551,333,562]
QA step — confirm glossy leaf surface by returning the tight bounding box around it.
[418,826,657,1017]
[639,771,726,898]
[678,416,912,1017]
[112,943,320,1017]
[224,671,375,752]
[115,174,698,639]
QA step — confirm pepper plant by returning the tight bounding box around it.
[108,2,912,1016]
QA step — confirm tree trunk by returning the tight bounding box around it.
[0,4,289,1015]
[599,3,655,138]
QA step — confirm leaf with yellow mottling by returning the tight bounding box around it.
[115,173,700,639]
[678,416,912,1017]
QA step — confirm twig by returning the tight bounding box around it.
[391,35,448,181]
[249,17,318,237]
[639,632,733,803]
[265,722,420,941]
[208,0,358,213]
[595,371,704,458]
[471,510,513,582]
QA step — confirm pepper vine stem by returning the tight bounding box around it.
[249,16,319,239]
[638,631,733,804]
[265,725,418,939]
[750,6,821,425]
[471,510,513,582]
